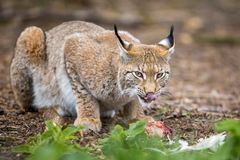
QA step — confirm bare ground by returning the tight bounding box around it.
[0,0,240,159]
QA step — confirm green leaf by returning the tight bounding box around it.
[14,144,33,154]
[126,121,146,138]
[14,121,91,160]
[215,119,240,136]
[62,125,82,140]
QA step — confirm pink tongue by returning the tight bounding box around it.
[144,92,157,101]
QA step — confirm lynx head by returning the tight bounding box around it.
[115,25,175,108]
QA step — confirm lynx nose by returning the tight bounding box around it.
[144,92,157,101]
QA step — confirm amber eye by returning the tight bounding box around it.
[156,72,165,79]
[133,71,144,79]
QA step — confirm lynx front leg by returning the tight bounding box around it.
[73,93,102,132]
[65,62,101,132]
[124,100,154,123]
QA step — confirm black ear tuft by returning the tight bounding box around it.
[114,24,125,47]
[167,25,174,47]
[170,25,174,36]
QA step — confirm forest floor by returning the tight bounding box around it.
[0,0,239,159]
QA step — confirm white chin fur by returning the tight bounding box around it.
[137,97,152,109]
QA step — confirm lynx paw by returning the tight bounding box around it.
[74,117,102,132]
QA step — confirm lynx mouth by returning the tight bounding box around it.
[138,95,154,103]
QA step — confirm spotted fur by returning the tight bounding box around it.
[10,21,175,132]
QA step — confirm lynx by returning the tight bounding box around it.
[10,21,175,132]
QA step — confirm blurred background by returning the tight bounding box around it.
[0,0,239,159]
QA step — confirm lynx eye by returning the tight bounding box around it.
[156,72,165,79]
[133,71,144,79]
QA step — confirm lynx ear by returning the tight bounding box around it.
[114,25,133,61]
[158,25,175,60]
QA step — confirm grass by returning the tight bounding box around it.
[15,119,240,160]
